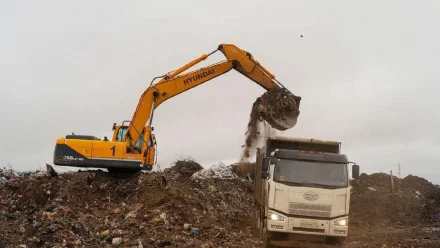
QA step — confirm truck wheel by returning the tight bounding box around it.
[264,236,274,248]
[326,237,346,246]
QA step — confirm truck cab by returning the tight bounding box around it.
[254,136,360,247]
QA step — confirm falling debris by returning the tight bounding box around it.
[241,87,301,160]
[230,162,256,179]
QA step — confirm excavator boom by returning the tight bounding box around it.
[125,44,289,149]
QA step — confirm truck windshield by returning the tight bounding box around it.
[274,159,348,188]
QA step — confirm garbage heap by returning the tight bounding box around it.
[350,173,440,228]
[0,167,46,185]
[2,163,440,248]
[0,161,258,248]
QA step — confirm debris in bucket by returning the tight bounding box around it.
[241,87,301,160]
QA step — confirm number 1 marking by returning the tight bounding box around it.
[110,146,116,156]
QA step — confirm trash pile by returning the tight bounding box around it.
[0,160,259,248]
[347,173,440,248]
[0,167,46,185]
[165,158,203,177]
[350,173,440,228]
[1,161,440,248]
[192,163,238,179]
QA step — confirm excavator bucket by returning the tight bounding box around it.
[266,105,300,131]
[270,92,301,130]
[252,88,301,131]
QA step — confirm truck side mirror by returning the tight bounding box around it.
[352,164,360,179]
[262,158,270,172]
[350,179,360,186]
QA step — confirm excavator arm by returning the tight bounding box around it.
[124,44,288,150]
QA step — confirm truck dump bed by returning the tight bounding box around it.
[265,136,341,154]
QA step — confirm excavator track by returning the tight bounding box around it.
[79,169,142,184]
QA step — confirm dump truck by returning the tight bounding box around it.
[254,136,360,247]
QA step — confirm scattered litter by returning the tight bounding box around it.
[44,205,56,212]
[192,162,237,179]
[183,223,190,230]
[0,166,55,184]
[368,187,377,191]
[100,230,110,236]
[112,237,122,246]
[1,164,439,248]
[189,227,200,236]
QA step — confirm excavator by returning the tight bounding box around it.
[53,43,301,174]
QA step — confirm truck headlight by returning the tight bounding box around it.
[269,212,285,221]
[334,218,348,226]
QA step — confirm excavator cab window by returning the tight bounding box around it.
[116,127,128,142]
[135,132,153,152]
[135,133,144,151]
[116,126,152,153]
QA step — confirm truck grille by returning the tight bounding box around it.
[289,203,332,217]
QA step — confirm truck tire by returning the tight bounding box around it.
[264,236,274,248]
[326,237,346,246]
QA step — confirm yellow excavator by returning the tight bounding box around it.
[53,43,300,173]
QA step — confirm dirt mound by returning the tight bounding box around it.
[167,158,203,177]
[350,173,440,228]
[1,167,439,248]
[0,170,258,248]
[241,87,301,160]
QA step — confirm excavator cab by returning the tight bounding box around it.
[111,124,154,154]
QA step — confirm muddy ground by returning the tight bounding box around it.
[1,165,439,248]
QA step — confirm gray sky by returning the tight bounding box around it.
[1,1,439,183]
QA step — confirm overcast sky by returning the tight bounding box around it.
[1,1,439,183]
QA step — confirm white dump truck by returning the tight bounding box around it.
[253,136,360,247]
